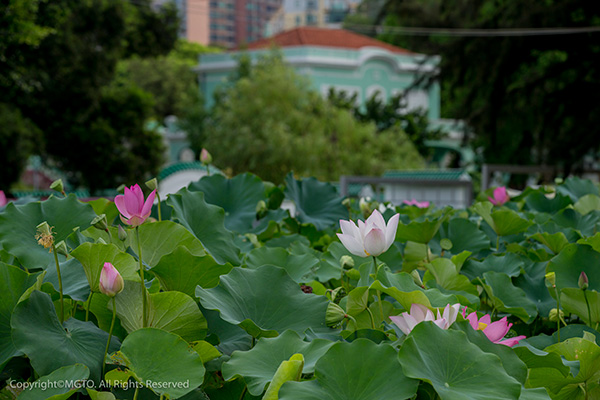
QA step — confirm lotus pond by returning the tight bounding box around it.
[2,173,600,399]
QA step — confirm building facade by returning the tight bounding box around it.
[196,27,441,121]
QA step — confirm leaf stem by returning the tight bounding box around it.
[52,243,65,324]
[136,227,147,328]
[156,193,162,222]
[133,386,139,400]
[86,292,94,322]
[238,385,247,400]
[583,288,593,328]
[102,297,116,379]
[554,285,561,342]
[366,307,376,330]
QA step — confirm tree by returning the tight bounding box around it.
[203,55,423,183]
[0,0,178,191]
[327,89,444,159]
[378,0,600,174]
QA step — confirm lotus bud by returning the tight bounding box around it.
[359,197,372,216]
[340,255,354,270]
[326,302,347,327]
[99,262,124,297]
[255,200,267,219]
[145,178,158,191]
[341,198,351,209]
[200,148,212,165]
[91,214,108,232]
[55,240,69,257]
[579,271,589,290]
[549,308,564,322]
[118,225,127,241]
[410,270,424,288]
[50,179,65,195]
[35,221,54,249]
[545,272,556,287]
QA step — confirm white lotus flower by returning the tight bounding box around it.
[337,209,399,257]
[390,303,461,335]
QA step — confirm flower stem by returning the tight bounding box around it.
[86,291,94,322]
[52,243,65,324]
[366,307,376,330]
[102,297,117,379]
[373,256,384,322]
[156,193,162,222]
[496,236,500,252]
[133,386,139,400]
[583,288,593,328]
[106,228,113,244]
[136,227,147,328]
[206,165,210,176]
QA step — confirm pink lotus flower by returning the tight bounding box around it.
[390,303,461,335]
[337,209,399,257]
[463,307,525,347]
[99,262,124,297]
[0,191,6,207]
[403,199,430,208]
[115,184,156,227]
[488,187,510,206]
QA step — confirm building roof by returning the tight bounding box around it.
[243,27,413,54]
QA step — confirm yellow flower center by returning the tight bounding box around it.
[477,322,488,331]
[364,250,371,256]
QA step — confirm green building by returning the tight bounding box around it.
[196,26,441,121]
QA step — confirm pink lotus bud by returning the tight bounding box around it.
[99,262,124,297]
[0,190,7,207]
[579,271,589,290]
[114,184,156,227]
[488,187,510,206]
[200,148,212,165]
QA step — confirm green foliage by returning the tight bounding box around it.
[379,0,600,174]
[0,103,42,188]
[1,0,176,191]
[204,54,423,183]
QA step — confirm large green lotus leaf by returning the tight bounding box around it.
[461,252,524,281]
[70,243,139,293]
[452,321,527,384]
[125,220,206,268]
[150,247,233,297]
[525,191,572,214]
[11,291,119,382]
[552,209,600,237]
[18,364,90,400]
[514,260,555,317]
[424,258,478,295]
[547,243,600,291]
[483,271,538,323]
[513,343,571,377]
[557,177,600,202]
[491,210,533,237]
[87,197,119,226]
[396,217,446,244]
[574,194,600,215]
[201,307,252,356]
[528,335,600,398]
[519,388,552,400]
[196,265,329,338]
[167,189,241,265]
[112,282,207,342]
[0,263,40,365]
[283,173,348,231]
[43,257,90,302]
[399,322,522,399]
[279,339,418,400]
[0,195,97,269]
[244,246,319,283]
[370,271,431,310]
[222,330,335,396]
[117,328,205,399]
[529,232,569,254]
[578,232,600,253]
[437,217,490,254]
[188,173,266,233]
[560,288,600,324]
